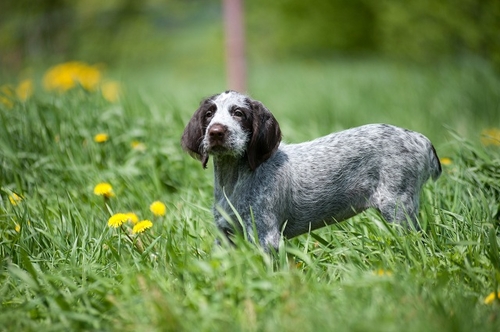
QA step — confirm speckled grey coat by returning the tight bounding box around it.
[182,91,441,250]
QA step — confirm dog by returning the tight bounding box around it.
[181,90,441,250]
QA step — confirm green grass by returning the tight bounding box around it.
[1,59,500,331]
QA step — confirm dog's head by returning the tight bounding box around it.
[181,90,282,170]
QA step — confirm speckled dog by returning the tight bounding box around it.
[182,91,441,250]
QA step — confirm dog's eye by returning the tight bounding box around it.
[233,109,244,118]
[204,105,217,119]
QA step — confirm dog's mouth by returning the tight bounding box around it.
[207,143,230,154]
[204,131,249,158]
[206,136,238,155]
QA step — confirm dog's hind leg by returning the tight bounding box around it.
[377,195,421,230]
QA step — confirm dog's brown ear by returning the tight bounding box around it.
[246,100,282,171]
[181,98,213,168]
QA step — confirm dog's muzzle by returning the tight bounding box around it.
[207,123,228,151]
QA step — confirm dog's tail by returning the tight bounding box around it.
[429,144,442,181]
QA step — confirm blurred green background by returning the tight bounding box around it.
[1,0,499,147]
[1,0,499,72]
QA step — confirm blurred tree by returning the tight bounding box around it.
[0,0,221,70]
[0,0,499,71]
[224,0,247,91]
[373,0,500,67]
[247,0,500,70]
[0,0,75,68]
[247,0,375,59]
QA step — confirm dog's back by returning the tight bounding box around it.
[260,124,441,237]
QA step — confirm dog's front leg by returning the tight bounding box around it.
[247,215,281,252]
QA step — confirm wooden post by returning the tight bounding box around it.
[223,0,246,92]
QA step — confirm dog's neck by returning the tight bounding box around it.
[212,155,251,197]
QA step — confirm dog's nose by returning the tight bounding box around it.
[209,124,226,140]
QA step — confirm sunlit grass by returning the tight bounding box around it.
[1,59,500,331]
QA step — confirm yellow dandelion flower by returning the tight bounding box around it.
[101,81,121,103]
[484,291,500,305]
[77,65,101,91]
[43,61,102,92]
[108,213,129,228]
[374,269,393,276]
[481,128,500,146]
[132,220,153,234]
[0,84,14,96]
[131,140,146,151]
[43,62,79,92]
[150,201,166,216]
[15,223,21,232]
[94,133,109,143]
[440,157,452,166]
[9,193,23,205]
[125,212,139,225]
[0,96,13,109]
[16,79,34,101]
[93,182,114,198]
[1,84,15,108]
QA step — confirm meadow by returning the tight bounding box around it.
[1,58,500,331]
